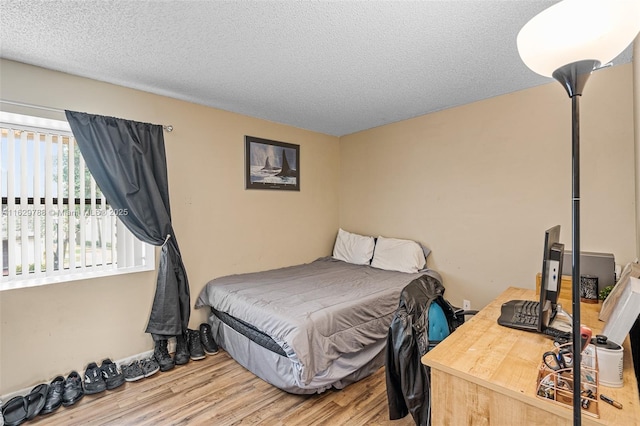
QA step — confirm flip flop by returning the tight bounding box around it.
[25,383,49,420]
[1,395,28,426]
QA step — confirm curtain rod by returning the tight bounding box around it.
[0,99,174,132]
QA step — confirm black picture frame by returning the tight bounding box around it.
[245,135,300,191]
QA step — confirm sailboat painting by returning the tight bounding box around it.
[245,136,300,191]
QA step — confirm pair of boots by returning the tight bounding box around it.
[175,324,219,364]
[154,324,219,371]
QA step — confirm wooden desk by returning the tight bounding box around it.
[421,287,639,425]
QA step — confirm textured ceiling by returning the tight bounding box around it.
[0,0,635,136]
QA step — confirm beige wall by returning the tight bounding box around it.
[634,36,640,258]
[339,63,636,312]
[0,59,340,394]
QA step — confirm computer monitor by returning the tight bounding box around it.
[537,225,564,332]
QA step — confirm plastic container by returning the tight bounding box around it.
[592,335,623,388]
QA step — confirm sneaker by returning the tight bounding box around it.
[174,333,190,365]
[153,339,175,372]
[122,360,144,382]
[62,371,84,407]
[83,362,107,395]
[100,359,125,390]
[188,329,206,361]
[140,357,160,378]
[199,323,219,355]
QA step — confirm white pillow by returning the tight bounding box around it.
[332,228,375,265]
[371,236,426,273]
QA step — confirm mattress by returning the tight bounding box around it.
[208,312,387,394]
[196,256,439,393]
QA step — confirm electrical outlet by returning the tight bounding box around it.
[463,299,471,310]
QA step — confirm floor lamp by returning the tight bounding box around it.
[516,1,640,425]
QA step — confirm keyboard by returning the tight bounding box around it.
[498,300,570,342]
[511,300,540,326]
[497,299,540,331]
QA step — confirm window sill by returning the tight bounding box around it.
[0,264,156,292]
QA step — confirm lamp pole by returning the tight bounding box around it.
[551,59,599,426]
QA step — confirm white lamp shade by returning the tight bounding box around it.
[517,0,640,77]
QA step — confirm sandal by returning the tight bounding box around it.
[25,383,48,420]
[1,395,27,426]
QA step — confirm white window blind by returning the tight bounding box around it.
[1,112,154,290]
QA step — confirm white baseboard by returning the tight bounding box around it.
[0,342,176,404]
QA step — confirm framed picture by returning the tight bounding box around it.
[245,135,300,191]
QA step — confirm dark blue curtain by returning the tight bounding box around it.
[65,110,189,339]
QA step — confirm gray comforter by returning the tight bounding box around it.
[195,257,431,387]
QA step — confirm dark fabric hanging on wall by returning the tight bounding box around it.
[65,110,190,339]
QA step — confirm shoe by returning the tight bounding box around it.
[188,329,206,361]
[83,362,107,395]
[40,376,64,415]
[100,359,125,390]
[122,361,144,382]
[174,333,190,365]
[1,395,27,426]
[62,371,84,407]
[140,358,160,377]
[25,383,48,420]
[153,339,175,372]
[199,323,219,355]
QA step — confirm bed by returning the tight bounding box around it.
[195,230,438,394]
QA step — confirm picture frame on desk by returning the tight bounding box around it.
[599,273,640,346]
[599,263,640,322]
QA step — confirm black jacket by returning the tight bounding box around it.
[385,272,453,426]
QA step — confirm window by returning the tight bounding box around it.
[0,112,154,291]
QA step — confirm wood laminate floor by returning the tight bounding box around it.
[27,350,414,425]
